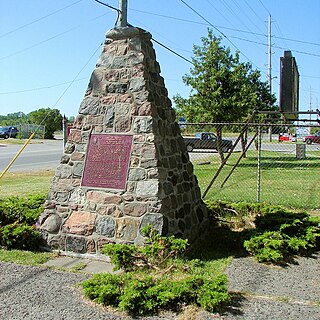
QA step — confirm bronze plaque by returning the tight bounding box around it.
[82,134,133,190]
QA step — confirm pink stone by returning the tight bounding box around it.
[123,203,147,217]
[63,211,96,236]
[138,103,155,116]
[87,191,122,205]
[71,152,85,161]
[100,94,117,105]
[68,129,82,143]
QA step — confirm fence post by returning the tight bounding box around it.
[257,125,262,202]
[62,115,67,148]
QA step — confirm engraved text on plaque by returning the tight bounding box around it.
[82,134,133,189]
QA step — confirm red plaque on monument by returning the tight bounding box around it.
[81,134,133,190]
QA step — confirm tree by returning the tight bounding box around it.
[173,29,276,162]
[28,108,63,139]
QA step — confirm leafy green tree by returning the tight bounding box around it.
[28,108,63,139]
[174,29,276,161]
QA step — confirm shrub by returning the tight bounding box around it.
[82,226,230,316]
[205,200,320,264]
[1,223,43,250]
[102,225,188,272]
[0,194,45,226]
[244,210,320,263]
[82,272,230,316]
[0,194,45,250]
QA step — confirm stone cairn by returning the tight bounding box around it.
[38,27,208,255]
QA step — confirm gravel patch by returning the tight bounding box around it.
[223,252,320,319]
[1,253,319,320]
[0,262,118,320]
[0,262,177,320]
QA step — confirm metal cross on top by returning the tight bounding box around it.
[118,0,128,27]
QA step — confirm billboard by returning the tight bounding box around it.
[279,51,299,121]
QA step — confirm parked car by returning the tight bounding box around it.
[279,133,296,142]
[0,126,19,139]
[303,131,320,144]
[184,132,233,152]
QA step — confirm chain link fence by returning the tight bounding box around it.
[15,123,45,139]
[182,122,320,210]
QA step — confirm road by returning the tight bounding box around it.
[0,139,63,173]
[0,138,319,173]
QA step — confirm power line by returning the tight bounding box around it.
[49,44,102,113]
[93,0,121,26]
[179,0,267,74]
[228,35,320,58]
[0,77,88,95]
[0,27,79,61]
[130,8,320,47]
[258,0,271,15]
[151,38,192,64]
[0,12,111,61]
[0,0,84,39]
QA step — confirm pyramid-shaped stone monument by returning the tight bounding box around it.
[38,27,208,254]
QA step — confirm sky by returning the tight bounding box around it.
[0,0,319,120]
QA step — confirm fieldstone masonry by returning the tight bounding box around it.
[38,27,208,254]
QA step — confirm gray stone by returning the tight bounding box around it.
[105,108,114,127]
[66,236,86,253]
[133,116,153,133]
[55,165,72,179]
[96,216,116,237]
[41,214,62,233]
[129,78,145,92]
[64,142,75,154]
[140,158,157,168]
[60,155,70,164]
[140,213,164,235]
[79,97,100,115]
[73,162,84,177]
[128,168,146,181]
[107,82,128,94]
[56,192,69,203]
[136,180,158,197]
[69,188,86,205]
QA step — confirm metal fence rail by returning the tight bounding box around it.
[183,122,320,210]
[15,123,45,139]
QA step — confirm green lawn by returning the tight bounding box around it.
[0,170,54,198]
[194,150,320,210]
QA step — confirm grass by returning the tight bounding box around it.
[0,170,54,198]
[0,138,43,145]
[194,150,320,210]
[0,248,54,265]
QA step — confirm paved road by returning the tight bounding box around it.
[0,139,63,173]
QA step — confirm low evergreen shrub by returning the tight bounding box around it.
[0,194,45,250]
[206,200,320,264]
[82,226,230,316]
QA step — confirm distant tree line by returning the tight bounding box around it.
[0,108,74,139]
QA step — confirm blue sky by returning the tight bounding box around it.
[0,0,319,118]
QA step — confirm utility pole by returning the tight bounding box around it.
[268,14,272,95]
[309,87,312,121]
[118,0,128,28]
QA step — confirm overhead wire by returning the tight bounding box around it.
[0,77,88,95]
[179,0,267,75]
[0,11,112,61]
[129,8,320,48]
[93,0,121,26]
[258,0,271,15]
[38,43,102,127]
[0,0,84,39]
[151,38,192,64]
